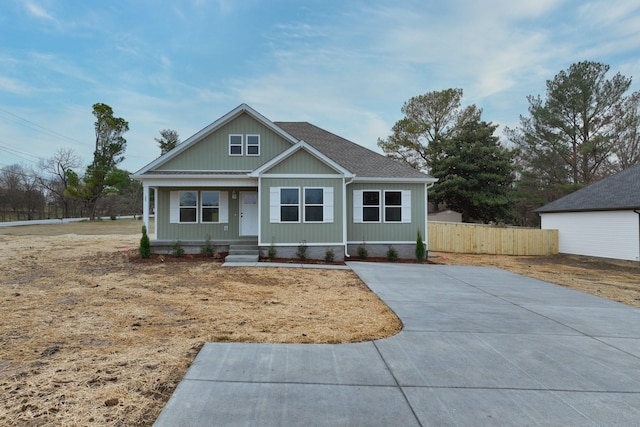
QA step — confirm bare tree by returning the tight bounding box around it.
[36,148,83,218]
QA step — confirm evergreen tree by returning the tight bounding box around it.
[430,119,515,223]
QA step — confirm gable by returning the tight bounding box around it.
[263,148,341,175]
[156,113,293,171]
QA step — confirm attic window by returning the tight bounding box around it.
[246,135,260,156]
[229,134,243,156]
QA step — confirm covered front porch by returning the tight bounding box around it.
[141,181,260,253]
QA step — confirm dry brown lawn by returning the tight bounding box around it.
[0,219,638,426]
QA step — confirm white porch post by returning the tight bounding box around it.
[142,183,150,233]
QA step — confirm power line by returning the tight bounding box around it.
[0,145,40,164]
[0,105,87,147]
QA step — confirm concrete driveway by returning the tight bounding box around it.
[154,262,640,426]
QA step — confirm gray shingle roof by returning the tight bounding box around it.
[536,163,640,213]
[274,122,432,180]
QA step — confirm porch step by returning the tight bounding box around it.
[225,245,259,264]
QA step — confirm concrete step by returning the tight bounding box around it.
[229,249,259,256]
[224,254,259,263]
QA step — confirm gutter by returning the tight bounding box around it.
[344,176,355,259]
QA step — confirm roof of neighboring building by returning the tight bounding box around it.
[274,121,432,180]
[535,163,640,213]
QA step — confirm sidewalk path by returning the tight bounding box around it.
[154,262,640,426]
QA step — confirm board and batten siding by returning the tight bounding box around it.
[156,187,256,241]
[540,210,640,261]
[260,177,343,245]
[347,182,426,243]
[265,149,339,175]
[157,113,292,171]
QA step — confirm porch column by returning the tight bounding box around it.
[142,184,150,233]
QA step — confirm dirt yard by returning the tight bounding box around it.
[0,219,638,426]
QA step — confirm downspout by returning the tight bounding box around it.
[635,210,640,263]
[344,176,354,259]
[425,181,436,258]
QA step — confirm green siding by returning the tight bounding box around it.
[347,182,426,242]
[157,113,292,171]
[156,187,256,240]
[265,149,339,175]
[260,178,343,244]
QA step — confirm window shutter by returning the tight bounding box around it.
[353,190,363,223]
[170,191,180,223]
[219,191,229,223]
[401,190,412,223]
[323,187,334,223]
[269,187,280,223]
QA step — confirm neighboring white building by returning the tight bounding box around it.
[536,164,640,262]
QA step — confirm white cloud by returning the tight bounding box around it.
[25,1,56,21]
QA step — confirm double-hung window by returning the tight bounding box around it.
[170,191,228,224]
[280,188,300,222]
[384,191,402,222]
[362,191,381,222]
[229,134,243,156]
[354,190,411,223]
[179,191,197,223]
[246,135,260,156]
[201,191,220,223]
[304,188,324,222]
[270,187,333,223]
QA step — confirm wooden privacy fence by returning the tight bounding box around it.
[428,221,559,256]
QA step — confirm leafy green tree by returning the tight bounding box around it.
[378,88,480,173]
[155,129,180,156]
[430,119,515,223]
[65,103,129,220]
[507,61,633,186]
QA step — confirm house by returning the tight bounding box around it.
[132,104,437,261]
[536,163,640,262]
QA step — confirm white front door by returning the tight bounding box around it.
[240,191,259,236]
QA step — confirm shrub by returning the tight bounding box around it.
[171,240,185,257]
[296,240,308,260]
[201,235,215,257]
[139,225,151,259]
[324,248,335,263]
[268,240,277,259]
[357,245,368,259]
[386,245,398,262]
[110,214,117,221]
[415,229,426,263]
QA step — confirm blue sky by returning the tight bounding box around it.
[1,0,640,173]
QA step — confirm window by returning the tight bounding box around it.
[362,191,380,222]
[304,188,324,222]
[201,191,220,223]
[246,135,260,156]
[179,191,197,223]
[384,191,402,222]
[354,189,411,223]
[280,188,300,222]
[170,191,229,224]
[229,134,243,156]
[270,187,333,223]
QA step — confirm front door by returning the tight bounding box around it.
[239,191,259,236]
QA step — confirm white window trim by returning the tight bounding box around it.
[383,190,411,223]
[246,134,260,156]
[354,189,410,224]
[201,191,220,223]
[170,190,198,223]
[274,187,301,223]
[270,187,334,224]
[354,189,381,223]
[229,134,243,156]
[170,190,229,224]
[303,187,334,223]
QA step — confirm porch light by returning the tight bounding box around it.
[232,190,237,199]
